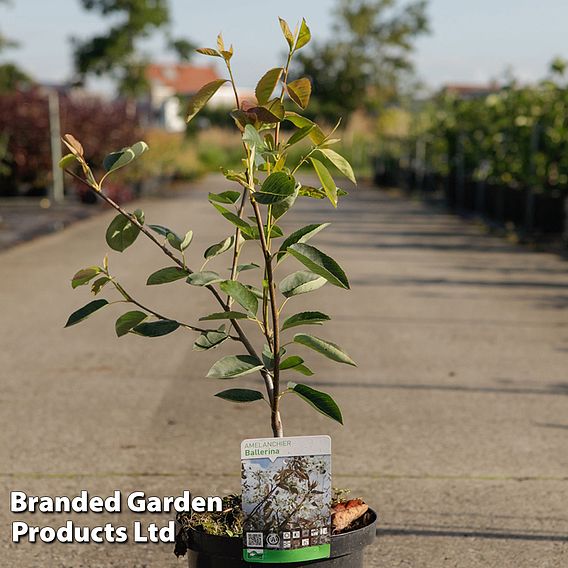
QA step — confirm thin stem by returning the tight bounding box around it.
[225,38,288,435]
[275,50,294,148]
[291,122,340,175]
[278,297,290,315]
[110,279,226,336]
[66,170,183,267]
[227,189,248,308]
[63,54,285,433]
[65,169,263,367]
[226,61,240,110]
[291,146,318,175]
[250,198,283,437]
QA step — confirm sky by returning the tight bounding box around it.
[2,0,568,91]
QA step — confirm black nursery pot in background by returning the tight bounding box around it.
[184,509,377,568]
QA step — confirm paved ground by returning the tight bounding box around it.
[0,198,100,250]
[1,176,567,567]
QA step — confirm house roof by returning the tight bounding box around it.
[441,83,500,99]
[147,64,220,94]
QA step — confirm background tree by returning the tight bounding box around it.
[295,0,429,123]
[73,0,194,97]
[0,0,31,92]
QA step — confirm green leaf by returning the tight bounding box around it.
[148,224,172,237]
[103,148,134,173]
[310,158,338,207]
[242,223,284,241]
[272,185,298,220]
[105,209,144,252]
[293,364,314,376]
[199,311,248,321]
[279,271,327,297]
[167,232,184,251]
[285,112,326,144]
[277,223,330,261]
[254,172,296,205]
[186,79,228,123]
[206,355,264,379]
[212,203,253,232]
[215,389,265,403]
[103,141,148,173]
[293,333,356,366]
[243,124,266,151]
[204,236,234,260]
[318,148,357,185]
[287,78,312,110]
[262,344,287,371]
[58,153,77,169]
[146,267,189,286]
[71,266,101,289]
[115,310,148,337]
[186,271,224,286]
[263,342,277,368]
[299,186,346,200]
[208,191,241,204]
[255,68,283,105]
[282,311,331,331]
[280,355,304,370]
[245,284,264,300]
[193,328,229,351]
[278,17,295,49]
[91,276,110,295]
[181,231,193,251]
[288,243,349,289]
[295,18,311,50]
[65,299,108,328]
[151,225,192,252]
[219,280,258,316]
[298,186,326,199]
[288,382,343,424]
[130,141,149,158]
[236,263,260,273]
[133,320,180,337]
[287,125,315,147]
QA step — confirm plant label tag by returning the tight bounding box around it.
[241,435,331,563]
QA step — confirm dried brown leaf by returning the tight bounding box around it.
[332,498,368,532]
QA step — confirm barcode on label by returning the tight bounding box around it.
[246,532,264,548]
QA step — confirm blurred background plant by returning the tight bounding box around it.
[295,0,429,124]
[0,89,141,198]
[373,59,568,237]
[0,0,31,93]
[2,0,568,241]
[0,0,426,201]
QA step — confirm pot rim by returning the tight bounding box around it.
[183,508,377,559]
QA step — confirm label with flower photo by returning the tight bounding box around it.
[241,435,331,563]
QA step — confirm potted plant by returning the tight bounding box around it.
[61,17,376,567]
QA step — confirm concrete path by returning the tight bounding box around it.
[1,176,567,567]
[0,198,99,250]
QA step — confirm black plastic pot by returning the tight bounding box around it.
[185,509,377,567]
